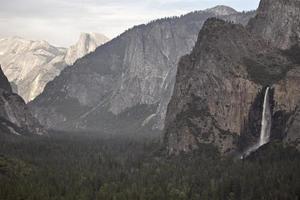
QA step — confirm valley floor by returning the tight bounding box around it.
[0,131,299,200]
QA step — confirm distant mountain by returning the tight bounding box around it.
[0,33,109,102]
[30,7,255,133]
[205,5,238,15]
[164,0,300,155]
[0,37,66,102]
[65,33,110,65]
[0,65,45,135]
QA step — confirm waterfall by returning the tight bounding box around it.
[258,87,272,146]
[241,87,272,158]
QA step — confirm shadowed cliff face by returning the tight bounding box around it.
[164,0,300,154]
[164,19,265,154]
[30,8,255,133]
[0,65,12,93]
[0,66,45,135]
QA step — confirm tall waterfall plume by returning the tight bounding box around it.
[242,87,272,158]
[259,87,272,146]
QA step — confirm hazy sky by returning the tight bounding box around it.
[0,0,260,47]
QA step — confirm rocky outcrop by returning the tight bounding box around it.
[30,7,255,133]
[164,0,300,154]
[0,33,109,102]
[0,66,45,135]
[205,5,238,16]
[165,19,262,154]
[248,0,300,50]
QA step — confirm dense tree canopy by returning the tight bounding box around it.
[0,132,299,200]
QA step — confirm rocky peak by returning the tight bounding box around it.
[205,5,238,16]
[65,32,110,65]
[192,18,267,60]
[248,0,300,49]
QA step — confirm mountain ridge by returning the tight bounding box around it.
[30,6,255,133]
[205,5,238,15]
[0,33,109,102]
[65,32,110,65]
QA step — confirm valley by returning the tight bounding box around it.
[0,0,300,199]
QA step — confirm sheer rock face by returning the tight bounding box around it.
[252,0,300,150]
[273,69,300,113]
[30,8,255,133]
[0,33,109,102]
[0,66,45,135]
[273,67,300,150]
[248,0,300,50]
[164,19,265,154]
[164,0,300,154]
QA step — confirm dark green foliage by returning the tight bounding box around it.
[0,156,32,177]
[0,132,299,200]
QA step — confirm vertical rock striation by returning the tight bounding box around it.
[248,0,300,50]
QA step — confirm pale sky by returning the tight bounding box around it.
[0,0,260,47]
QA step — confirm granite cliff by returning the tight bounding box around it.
[248,0,300,50]
[164,0,300,154]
